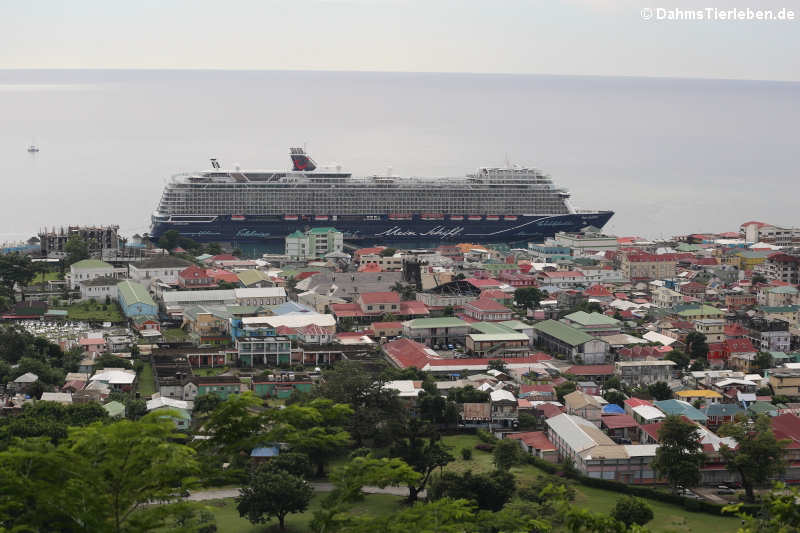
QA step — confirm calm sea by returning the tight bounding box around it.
[1,69,798,245]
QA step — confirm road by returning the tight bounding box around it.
[185,483,417,502]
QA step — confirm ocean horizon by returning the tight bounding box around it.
[2,69,798,245]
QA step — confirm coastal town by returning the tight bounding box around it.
[2,219,800,531]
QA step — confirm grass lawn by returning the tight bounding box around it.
[32,271,59,284]
[440,435,741,532]
[162,328,188,342]
[137,362,156,398]
[201,493,402,533]
[54,301,125,322]
[193,366,231,377]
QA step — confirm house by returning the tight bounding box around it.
[619,252,678,281]
[702,403,743,428]
[129,256,193,289]
[490,389,519,429]
[117,280,158,318]
[652,287,684,309]
[184,376,242,400]
[80,276,120,302]
[565,364,616,385]
[69,259,117,289]
[252,375,314,399]
[576,381,600,395]
[370,321,403,338]
[39,392,73,404]
[506,431,558,462]
[623,398,653,417]
[79,336,106,356]
[237,269,274,288]
[146,397,193,430]
[674,389,723,405]
[564,390,604,426]
[461,298,513,322]
[533,320,610,364]
[630,404,665,425]
[519,384,557,401]
[614,361,676,386]
[178,265,217,289]
[89,369,136,392]
[601,414,639,442]
[769,369,800,399]
[653,399,708,424]
[296,324,335,345]
[103,401,126,419]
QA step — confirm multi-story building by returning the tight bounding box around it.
[461,298,513,322]
[553,230,619,256]
[178,265,217,289]
[694,319,725,343]
[561,311,622,337]
[402,317,471,347]
[236,336,292,367]
[741,221,800,246]
[746,317,791,352]
[614,360,676,386]
[465,332,530,358]
[39,225,120,258]
[532,320,610,364]
[285,227,344,261]
[652,287,683,308]
[564,390,604,426]
[756,252,800,284]
[618,252,678,281]
[130,256,193,289]
[68,259,119,290]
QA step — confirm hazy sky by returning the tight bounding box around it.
[2,0,799,80]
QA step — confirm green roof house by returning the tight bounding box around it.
[117,280,158,318]
[532,319,610,364]
[69,259,115,290]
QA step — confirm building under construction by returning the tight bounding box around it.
[38,225,120,258]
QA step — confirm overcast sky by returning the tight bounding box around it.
[2,0,799,81]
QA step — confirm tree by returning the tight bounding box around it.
[317,361,403,447]
[727,482,800,532]
[685,331,709,360]
[0,253,36,303]
[755,351,773,371]
[205,243,223,255]
[194,393,223,414]
[611,496,653,527]
[555,381,577,403]
[125,398,147,420]
[647,381,673,401]
[158,229,180,251]
[0,413,199,532]
[447,385,490,404]
[270,399,353,477]
[665,350,690,370]
[326,456,421,503]
[389,418,454,502]
[514,287,546,309]
[718,414,789,502]
[261,451,315,480]
[429,470,516,512]
[202,392,265,460]
[231,247,243,257]
[236,467,313,531]
[751,273,767,285]
[651,415,705,493]
[493,438,521,471]
[390,281,415,301]
[64,235,90,265]
[487,359,508,373]
[442,305,455,317]
[604,375,621,391]
[603,390,626,407]
[379,247,397,257]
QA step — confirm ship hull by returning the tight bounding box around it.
[150,212,614,245]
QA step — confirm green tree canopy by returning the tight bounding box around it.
[429,470,516,512]
[493,438,521,471]
[514,287,546,309]
[718,414,789,502]
[236,466,313,531]
[64,235,90,265]
[647,381,672,401]
[389,418,454,502]
[651,414,705,493]
[611,496,654,527]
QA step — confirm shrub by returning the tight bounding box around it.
[461,448,472,460]
[476,429,498,444]
[611,496,654,527]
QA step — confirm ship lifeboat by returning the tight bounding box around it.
[449,215,464,221]
[231,215,246,221]
[468,215,482,221]
[421,213,444,220]
[314,215,329,221]
[283,215,299,221]
[389,213,412,220]
[486,215,500,221]
[503,215,518,221]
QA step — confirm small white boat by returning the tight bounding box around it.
[27,144,39,153]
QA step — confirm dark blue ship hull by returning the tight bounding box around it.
[150,212,614,245]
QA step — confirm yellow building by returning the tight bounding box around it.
[675,389,723,404]
[735,250,771,271]
[769,369,800,399]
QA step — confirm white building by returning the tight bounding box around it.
[234,287,287,307]
[652,287,683,308]
[79,276,120,301]
[69,259,119,290]
[285,227,344,261]
[129,256,193,289]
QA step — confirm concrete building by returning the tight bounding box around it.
[614,360,676,386]
[532,320,610,364]
[39,225,120,258]
[79,276,119,302]
[564,390,604,426]
[234,287,287,307]
[69,259,118,290]
[465,332,530,358]
[769,369,800,400]
[694,319,726,343]
[236,336,292,367]
[553,230,619,256]
[129,256,193,289]
[561,311,622,337]
[619,252,678,281]
[285,227,344,261]
[402,317,471,347]
[652,287,683,309]
[461,298,513,322]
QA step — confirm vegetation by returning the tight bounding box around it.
[54,300,125,322]
[685,331,709,360]
[647,381,672,401]
[611,496,654,527]
[64,235,90,265]
[718,414,789,502]
[237,465,313,531]
[652,415,705,493]
[514,286,546,309]
[493,438,521,471]
[429,470,516,511]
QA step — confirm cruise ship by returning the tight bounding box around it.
[150,148,613,244]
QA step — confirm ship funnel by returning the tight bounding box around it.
[210,158,220,169]
[289,147,316,172]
